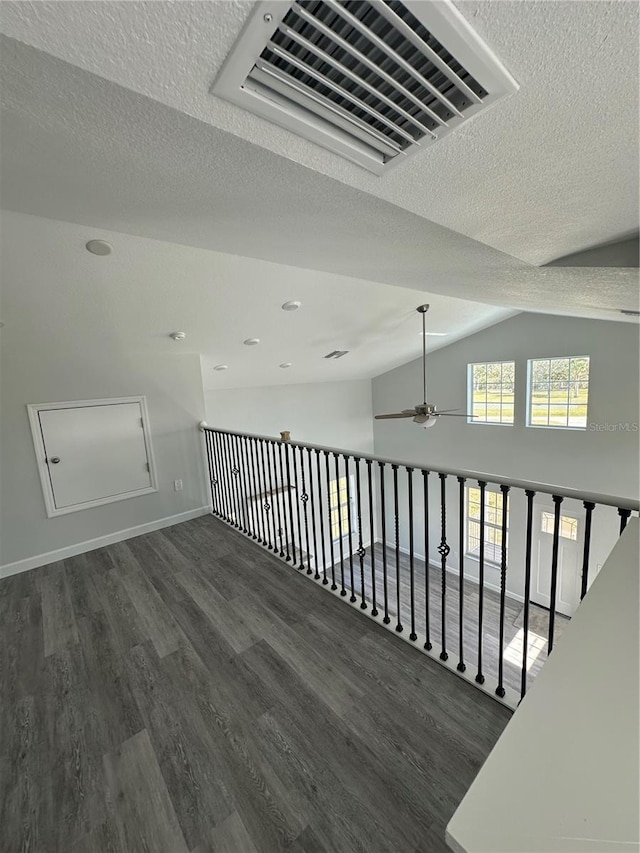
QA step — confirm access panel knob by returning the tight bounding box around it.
[49,457,60,464]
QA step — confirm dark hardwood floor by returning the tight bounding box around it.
[1,515,511,853]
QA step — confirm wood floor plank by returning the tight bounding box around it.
[208,811,262,853]
[241,638,434,852]
[95,568,147,656]
[103,728,189,853]
[44,644,109,849]
[175,566,260,654]
[40,567,79,657]
[231,591,364,718]
[75,613,144,751]
[123,642,234,849]
[63,553,103,619]
[113,550,185,657]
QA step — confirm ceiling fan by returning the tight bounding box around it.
[375,304,475,429]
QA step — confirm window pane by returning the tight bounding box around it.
[531,405,549,425]
[468,361,515,425]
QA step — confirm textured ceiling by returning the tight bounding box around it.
[1,212,515,390]
[1,0,638,267]
[0,34,637,323]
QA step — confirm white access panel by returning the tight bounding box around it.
[28,397,157,517]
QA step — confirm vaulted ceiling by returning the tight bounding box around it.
[1,0,638,335]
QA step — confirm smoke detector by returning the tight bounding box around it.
[212,0,518,174]
[170,331,186,341]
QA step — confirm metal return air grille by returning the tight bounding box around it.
[213,0,518,174]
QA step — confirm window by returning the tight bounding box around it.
[541,511,579,541]
[468,361,515,424]
[329,477,351,540]
[467,487,509,564]
[527,356,590,429]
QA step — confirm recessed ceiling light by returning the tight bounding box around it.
[279,362,292,369]
[85,239,112,256]
[213,364,228,371]
[281,301,301,312]
[244,338,260,346]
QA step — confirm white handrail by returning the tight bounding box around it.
[198,423,639,512]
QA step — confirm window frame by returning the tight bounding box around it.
[465,486,509,567]
[467,360,516,426]
[526,355,590,431]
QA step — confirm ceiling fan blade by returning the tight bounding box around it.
[433,408,460,414]
[436,413,476,417]
[375,412,415,419]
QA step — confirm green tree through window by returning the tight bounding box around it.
[468,361,515,424]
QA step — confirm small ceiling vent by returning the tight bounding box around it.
[324,350,349,358]
[212,0,518,174]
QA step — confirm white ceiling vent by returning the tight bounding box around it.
[212,0,518,174]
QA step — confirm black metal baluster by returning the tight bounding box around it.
[306,449,320,579]
[290,443,303,569]
[423,470,431,650]
[366,460,378,617]
[334,453,346,596]
[407,468,417,640]
[580,501,595,600]
[251,438,264,544]
[438,473,450,662]
[204,431,217,516]
[299,447,312,574]
[233,435,247,532]
[271,441,285,557]
[392,465,402,633]
[216,431,232,524]
[317,450,329,585]
[233,434,247,533]
[354,458,367,610]
[240,436,255,539]
[548,494,563,654]
[475,480,487,681]
[496,484,510,698]
[224,432,240,528]
[344,455,356,602]
[456,476,466,672]
[284,442,296,564]
[618,507,631,533]
[278,442,291,561]
[325,452,337,590]
[236,435,249,534]
[521,490,536,700]
[250,438,264,544]
[261,439,276,551]
[379,462,390,624]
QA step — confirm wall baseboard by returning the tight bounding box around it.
[373,538,525,605]
[0,506,212,579]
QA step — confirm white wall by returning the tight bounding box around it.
[0,219,209,570]
[205,379,374,454]
[373,312,639,499]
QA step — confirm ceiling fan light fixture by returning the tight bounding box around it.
[422,416,438,429]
